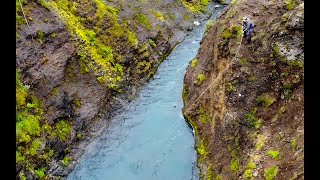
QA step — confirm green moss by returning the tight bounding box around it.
[169,14,175,20]
[285,0,296,10]
[195,73,205,84]
[38,0,49,9]
[36,30,44,43]
[215,175,222,180]
[231,0,238,5]
[191,58,198,68]
[197,106,209,123]
[230,157,239,171]
[220,28,231,39]
[227,80,237,93]
[49,87,59,97]
[232,25,242,42]
[16,151,25,163]
[48,0,129,91]
[205,19,214,33]
[76,133,82,139]
[182,85,188,105]
[291,138,298,149]
[264,166,278,180]
[135,13,151,30]
[246,162,256,169]
[287,59,304,67]
[255,134,266,151]
[60,156,71,166]
[244,169,253,179]
[16,0,26,37]
[245,108,263,128]
[267,150,280,160]
[148,39,156,47]
[34,167,45,178]
[239,57,247,65]
[281,12,290,22]
[27,139,41,156]
[256,93,276,107]
[206,164,213,180]
[196,139,208,161]
[16,69,28,107]
[181,0,209,12]
[183,13,190,20]
[72,98,81,107]
[54,120,71,141]
[151,10,164,21]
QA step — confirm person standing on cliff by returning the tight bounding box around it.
[242,16,254,44]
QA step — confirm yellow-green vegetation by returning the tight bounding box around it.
[135,13,151,30]
[227,80,237,93]
[49,86,59,96]
[281,12,290,22]
[230,157,239,171]
[256,93,276,107]
[36,30,44,43]
[196,139,208,162]
[38,0,49,9]
[285,0,296,10]
[48,0,138,91]
[183,13,190,20]
[181,0,210,12]
[291,138,298,149]
[191,58,198,68]
[60,155,71,166]
[206,164,213,180]
[76,133,82,139]
[231,25,242,42]
[195,73,206,84]
[239,57,247,65]
[197,106,209,123]
[169,14,175,20]
[243,162,256,179]
[148,39,156,47]
[215,175,222,180]
[182,85,188,105]
[231,0,238,5]
[267,150,280,160]
[54,120,72,141]
[151,10,165,21]
[255,134,267,151]
[264,166,279,180]
[287,59,304,67]
[229,143,240,171]
[72,98,81,107]
[16,0,26,37]
[34,167,45,178]
[220,28,231,39]
[205,19,214,33]
[16,69,65,179]
[245,108,263,129]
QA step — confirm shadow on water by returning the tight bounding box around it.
[67,3,226,180]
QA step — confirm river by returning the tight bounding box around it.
[67,3,225,179]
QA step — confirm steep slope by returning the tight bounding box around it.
[183,0,304,179]
[16,0,218,179]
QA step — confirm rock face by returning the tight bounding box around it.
[16,0,214,179]
[183,0,304,179]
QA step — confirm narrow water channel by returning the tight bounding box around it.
[67,4,224,180]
